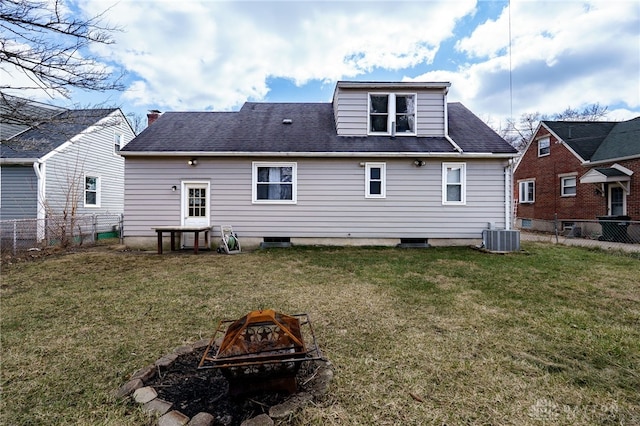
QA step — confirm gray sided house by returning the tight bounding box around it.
[120,81,518,249]
[1,95,135,239]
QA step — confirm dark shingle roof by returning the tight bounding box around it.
[595,167,628,178]
[448,103,517,153]
[123,102,517,156]
[542,121,617,160]
[0,94,65,141]
[542,118,640,162]
[1,109,116,159]
[591,117,640,161]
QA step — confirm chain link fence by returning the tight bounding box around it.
[0,214,123,256]
[516,216,640,252]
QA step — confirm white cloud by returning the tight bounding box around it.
[445,0,640,124]
[12,0,633,127]
[79,0,476,111]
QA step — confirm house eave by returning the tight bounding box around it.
[582,153,640,166]
[0,157,38,165]
[580,163,633,184]
[336,81,451,91]
[580,173,631,184]
[119,151,516,159]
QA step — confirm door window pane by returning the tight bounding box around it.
[188,188,207,216]
[611,187,624,216]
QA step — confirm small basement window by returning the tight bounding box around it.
[397,238,429,248]
[260,237,292,249]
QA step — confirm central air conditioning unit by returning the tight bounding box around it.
[482,229,520,252]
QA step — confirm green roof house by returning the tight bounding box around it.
[513,116,640,240]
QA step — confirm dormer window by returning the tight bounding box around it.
[369,93,416,135]
[538,137,550,157]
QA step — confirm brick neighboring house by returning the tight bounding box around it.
[513,117,640,241]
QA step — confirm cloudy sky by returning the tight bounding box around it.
[9,0,640,131]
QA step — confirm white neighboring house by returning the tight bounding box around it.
[120,81,519,249]
[1,95,136,240]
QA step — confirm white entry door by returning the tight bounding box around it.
[181,182,210,248]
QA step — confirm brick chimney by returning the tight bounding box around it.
[147,109,161,126]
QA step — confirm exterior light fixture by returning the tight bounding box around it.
[171,185,177,192]
[188,158,198,166]
[413,159,425,167]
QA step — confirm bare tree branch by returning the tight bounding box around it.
[0,0,124,98]
[488,105,610,151]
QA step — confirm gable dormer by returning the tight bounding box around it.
[332,81,450,137]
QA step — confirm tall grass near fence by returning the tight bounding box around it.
[0,214,122,255]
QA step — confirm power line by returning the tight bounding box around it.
[508,0,513,126]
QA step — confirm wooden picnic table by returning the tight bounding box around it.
[153,226,212,254]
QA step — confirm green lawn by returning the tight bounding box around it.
[1,243,639,425]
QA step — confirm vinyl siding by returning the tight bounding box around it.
[124,157,508,240]
[333,89,445,137]
[416,93,446,136]
[0,165,38,220]
[44,111,134,216]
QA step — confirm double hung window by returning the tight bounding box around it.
[85,176,100,207]
[365,163,386,198]
[253,162,297,203]
[442,163,466,205]
[538,137,550,157]
[114,133,123,155]
[519,180,535,203]
[369,93,416,135]
[560,176,576,196]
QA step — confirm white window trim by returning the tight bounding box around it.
[368,92,417,136]
[84,175,101,207]
[538,136,550,157]
[365,162,386,198]
[442,162,466,205]
[560,175,577,197]
[519,180,535,203]
[252,161,297,204]
[608,185,627,216]
[114,132,123,156]
[180,181,211,226]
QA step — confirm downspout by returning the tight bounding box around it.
[504,162,511,230]
[32,160,46,241]
[443,96,463,153]
[504,161,512,230]
[445,135,463,153]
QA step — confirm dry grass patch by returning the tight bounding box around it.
[1,243,639,425]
